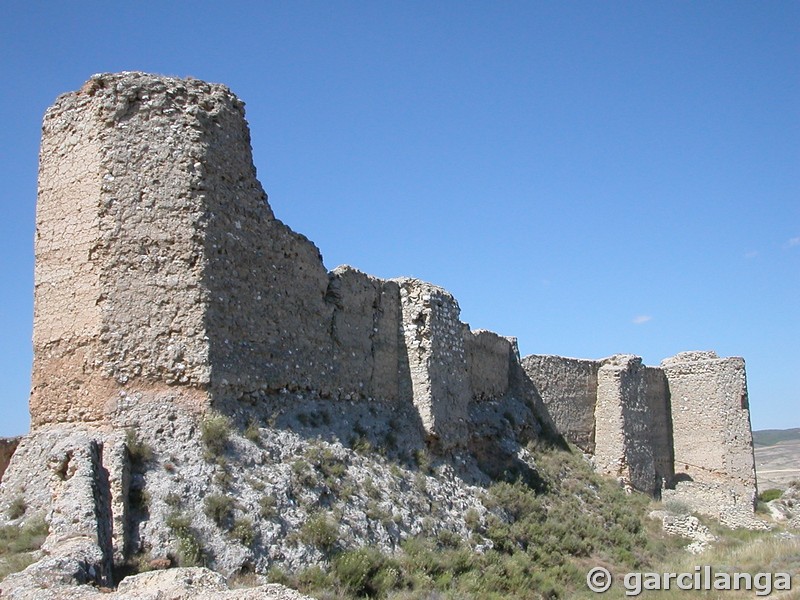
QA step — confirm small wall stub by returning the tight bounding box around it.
[465,329,512,401]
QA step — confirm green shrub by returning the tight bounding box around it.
[413,449,431,473]
[291,459,319,488]
[244,419,261,443]
[333,547,404,598]
[204,494,234,528]
[125,429,154,464]
[758,488,783,503]
[362,478,381,500]
[351,436,372,455]
[299,512,339,553]
[464,508,481,531]
[165,512,205,567]
[7,497,26,520]
[0,515,48,556]
[663,499,691,514]
[259,495,277,519]
[230,516,256,547]
[0,516,48,580]
[165,511,191,531]
[266,565,290,586]
[214,466,233,489]
[247,477,266,492]
[304,444,348,484]
[200,413,231,460]
[437,529,462,550]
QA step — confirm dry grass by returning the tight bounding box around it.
[570,523,799,599]
[0,515,48,582]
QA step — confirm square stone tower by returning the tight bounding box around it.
[31,72,334,426]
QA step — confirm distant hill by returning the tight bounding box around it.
[753,428,800,447]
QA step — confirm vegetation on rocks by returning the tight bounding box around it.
[200,413,232,461]
[0,516,47,581]
[165,512,205,567]
[272,444,669,599]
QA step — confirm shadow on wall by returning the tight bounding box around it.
[0,438,21,484]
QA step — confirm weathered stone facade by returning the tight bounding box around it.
[521,351,758,525]
[30,72,514,451]
[521,355,598,453]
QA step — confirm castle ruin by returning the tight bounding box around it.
[523,351,758,525]
[6,72,760,556]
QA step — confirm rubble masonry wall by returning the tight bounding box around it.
[520,355,598,453]
[30,73,513,449]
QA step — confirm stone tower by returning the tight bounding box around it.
[32,72,355,427]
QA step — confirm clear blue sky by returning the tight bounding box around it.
[1,1,797,436]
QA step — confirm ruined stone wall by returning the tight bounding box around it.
[0,438,20,484]
[198,97,335,399]
[517,352,695,497]
[327,266,405,402]
[661,352,757,522]
[397,279,470,448]
[643,366,674,486]
[520,355,598,453]
[28,73,759,506]
[465,329,512,401]
[30,73,508,450]
[594,355,657,494]
[521,348,756,519]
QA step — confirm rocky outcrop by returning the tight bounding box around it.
[2,565,313,599]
